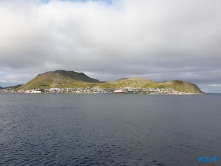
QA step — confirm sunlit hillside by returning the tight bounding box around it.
[19,70,203,93]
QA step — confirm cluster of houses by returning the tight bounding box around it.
[12,87,193,95]
[0,88,16,93]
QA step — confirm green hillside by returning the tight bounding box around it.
[19,70,100,89]
[98,77,153,89]
[99,78,202,93]
[19,70,203,93]
[142,80,202,93]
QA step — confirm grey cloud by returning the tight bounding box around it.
[0,0,221,92]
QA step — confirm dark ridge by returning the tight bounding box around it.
[115,78,129,81]
[44,70,100,83]
[171,80,184,83]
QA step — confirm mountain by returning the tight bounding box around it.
[19,70,203,93]
[0,86,2,89]
[19,70,100,89]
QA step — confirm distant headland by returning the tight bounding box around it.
[1,70,203,94]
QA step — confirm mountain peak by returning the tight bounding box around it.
[20,70,100,89]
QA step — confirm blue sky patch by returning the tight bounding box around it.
[40,0,112,5]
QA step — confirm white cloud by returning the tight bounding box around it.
[210,84,221,87]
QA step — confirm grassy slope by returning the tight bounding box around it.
[19,70,99,89]
[142,80,202,93]
[19,70,203,93]
[98,78,153,89]
[98,78,202,93]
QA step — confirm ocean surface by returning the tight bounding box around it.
[0,93,220,166]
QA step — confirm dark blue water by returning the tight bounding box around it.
[0,93,221,166]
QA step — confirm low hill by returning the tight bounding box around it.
[99,77,153,89]
[99,78,202,93]
[19,70,203,93]
[141,80,202,93]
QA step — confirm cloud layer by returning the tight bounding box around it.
[0,0,221,92]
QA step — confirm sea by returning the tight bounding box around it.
[0,93,220,166]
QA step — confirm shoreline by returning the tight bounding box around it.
[0,91,205,95]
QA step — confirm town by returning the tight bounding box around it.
[0,87,197,95]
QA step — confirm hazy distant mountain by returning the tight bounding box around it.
[19,70,203,93]
[2,84,23,89]
[0,86,2,89]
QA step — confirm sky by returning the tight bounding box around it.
[0,0,221,92]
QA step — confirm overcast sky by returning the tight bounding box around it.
[0,0,221,92]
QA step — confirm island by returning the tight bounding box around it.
[1,70,203,94]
